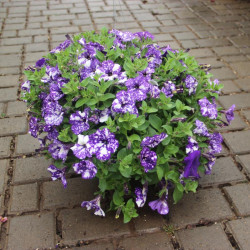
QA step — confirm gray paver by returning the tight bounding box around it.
[199,157,245,187]
[15,134,40,154]
[0,117,27,136]
[7,213,55,250]
[0,160,8,194]
[0,88,17,102]
[13,156,51,183]
[0,75,19,88]
[236,154,250,177]
[169,188,234,227]
[227,217,250,250]
[7,101,27,116]
[217,113,247,132]
[0,137,12,157]
[177,224,233,250]
[59,208,130,244]
[236,78,250,91]
[118,232,174,250]
[223,183,250,216]
[42,178,98,209]
[9,183,38,213]
[219,93,250,110]
[223,131,250,154]
[230,62,250,77]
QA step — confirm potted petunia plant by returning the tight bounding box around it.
[21,28,235,222]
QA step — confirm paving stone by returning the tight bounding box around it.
[189,48,214,58]
[15,134,40,154]
[134,206,165,232]
[0,88,17,102]
[221,80,241,94]
[0,103,4,114]
[7,101,27,116]
[10,183,38,213]
[0,160,8,194]
[223,183,250,216]
[241,110,250,122]
[230,62,250,77]
[222,55,249,63]
[177,224,232,250]
[0,117,27,136]
[169,188,234,227]
[174,32,197,41]
[118,232,174,250]
[236,78,250,92]
[199,157,245,187]
[0,45,22,54]
[0,137,12,157]
[154,34,173,42]
[219,93,250,110]
[197,57,225,68]
[227,217,250,250]
[59,207,130,244]
[0,66,20,75]
[213,46,241,56]
[230,36,250,47]
[0,75,19,88]
[223,130,250,154]
[2,36,31,45]
[13,156,51,184]
[7,213,55,249]
[75,242,114,250]
[0,54,21,67]
[26,43,48,52]
[211,67,236,80]
[42,178,98,209]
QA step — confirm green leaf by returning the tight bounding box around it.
[75,97,88,108]
[156,165,164,180]
[117,148,128,160]
[165,170,179,183]
[99,178,107,192]
[149,114,162,131]
[58,127,71,142]
[113,190,124,206]
[128,134,141,142]
[99,93,115,101]
[120,154,133,166]
[119,164,132,178]
[164,144,179,155]
[185,181,198,193]
[173,186,183,204]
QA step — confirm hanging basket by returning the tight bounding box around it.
[21,28,235,223]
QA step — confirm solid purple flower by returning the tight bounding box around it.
[222,104,235,124]
[29,117,40,138]
[69,110,89,135]
[186,137,199,154]
[193,120,210,137]
[81,195,105,217]
[149,194,169,215]
[126,76,150,101]
[47,164,67,188]
[71,135,92,160]
[141,133,168,148]
[35,58,46,68]
[161,81,176,98]
[88,128,119,161]
[73,160,97,179]
[198,97,218,119]
[135,182,148,207]
[208,132,223,154]
[48,139,69,161]
[140,147,157,172]
[112,90,138,115]
[183,150,201,179]
[184,75,198,95]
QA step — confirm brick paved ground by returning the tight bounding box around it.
[0,0,250,249]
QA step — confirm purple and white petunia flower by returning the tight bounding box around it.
[43,125,59,140]
[78,38,86,46]
[29,117,41,138]
[50,39,72,54]
[204,153,216,175]
[135,182,148,207]
[69,110,89,135]
[208,132,223,154]
[78,44,100,68]
[186,137,199,154]
[141,133,168,148]
[47,164,67,188]
[81,195,105,217]
[144,44,162,66]
[149,194,169,215]
[126,76,151,101]
[198,97,218,119]
[193,120,210,137]
[88,128,119,161]
[149,84,161,98]
[48,139,70,161]
[140,147,157,172]
[46,65,61,81]
[184,75,198,95]
[112,90,138,115]
[96,60,127,84]
[110,29,135,42]
[221,104,235,124]
[21,80,31,93]
[73,160,97,179]
[161,81,176,98]
[134,31,154,40]
[183,150,201,179]
[71,135,92,160]
[49,83,64,101]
